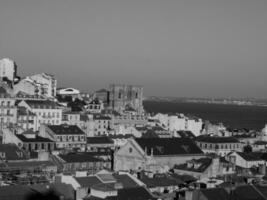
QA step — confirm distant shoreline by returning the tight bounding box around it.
[144,97,267,107]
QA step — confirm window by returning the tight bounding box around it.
[129,147,133,153]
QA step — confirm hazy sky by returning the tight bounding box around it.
[1,0,267,98]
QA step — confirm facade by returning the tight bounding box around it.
[18,100,62,130]
[195,136,243,156]
[17,106,38,131]
[39,124,86,149]
[226,152,266,169]
[58,172,144,200]
[13,77,40,96]
[57,153,110,173]
[94,89,109,107]
[114,138,204,172]
[16,132,55,152]
[28,73,57,97]
[112,113,147,127]
[109,84,144,114]
[86,137,114,151]
[0,58,19,83]
[0,88,17,129]
[173,157,235,180]
[3,129,55,152]
[86,98,103,113]
[93,114,112,136]
[151,113,203,137]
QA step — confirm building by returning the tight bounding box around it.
[18,100,62,130]
[151,113,203,136]
[56,152,111,173]
[94,88,109,107]
[173,157,235,180]
[17,106,38,131]
[93,114,112,136]
[86,98,103,113]
[114,138,204,172]
[195,136,243,156]
[3,129,55,152]
[0,88,17,129]
[58,171,147,200]
[112,113,147,128]
[109,84,144,114]
[28,73,57,97]
[13,77,41,96]
[86,137,114,151]
[0,58,19,84]
[39,124,86,149]
[57,87,80,99]
[226,152,266,169]
[139,173,182,198]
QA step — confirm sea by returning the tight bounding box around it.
[143,101,267,131]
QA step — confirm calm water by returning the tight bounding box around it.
[144,101,267,131]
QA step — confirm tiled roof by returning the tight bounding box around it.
[86,187,155,200]
[48,124,85,135]
[140,174,181,188]
[75,176,102,188]
[59,153,101,163]
[115,187,155,200]
[236,152,263,161]
[24,100,59,109]
[196,136,240,143]
[233,185,266,200]
[135,138,203,155]
[176,130,196,139]
[87,137,114,144]
[16,134,54,143]
[113,174,140,188]
[174,157,212,173]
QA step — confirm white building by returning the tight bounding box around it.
[151,113,203,136]
[18,100,62,130]
[227,152,266,169]
[0,58,18,83]
[0,88,17,129]
[29,73,57,97]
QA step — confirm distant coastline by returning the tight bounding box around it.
[144,96,267,107]
[143,100,267,131]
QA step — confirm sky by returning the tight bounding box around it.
[0,0,267,98]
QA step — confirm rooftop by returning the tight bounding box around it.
[196,135,240,143]
[24,100,59,109]
[87,137,114,144]
[59,153,101,163]
[48,124,85,135]
[174,157,212,173]
[16,133,54,143]
[135,138,203,156]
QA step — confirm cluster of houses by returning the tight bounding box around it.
[0,58,267,200]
